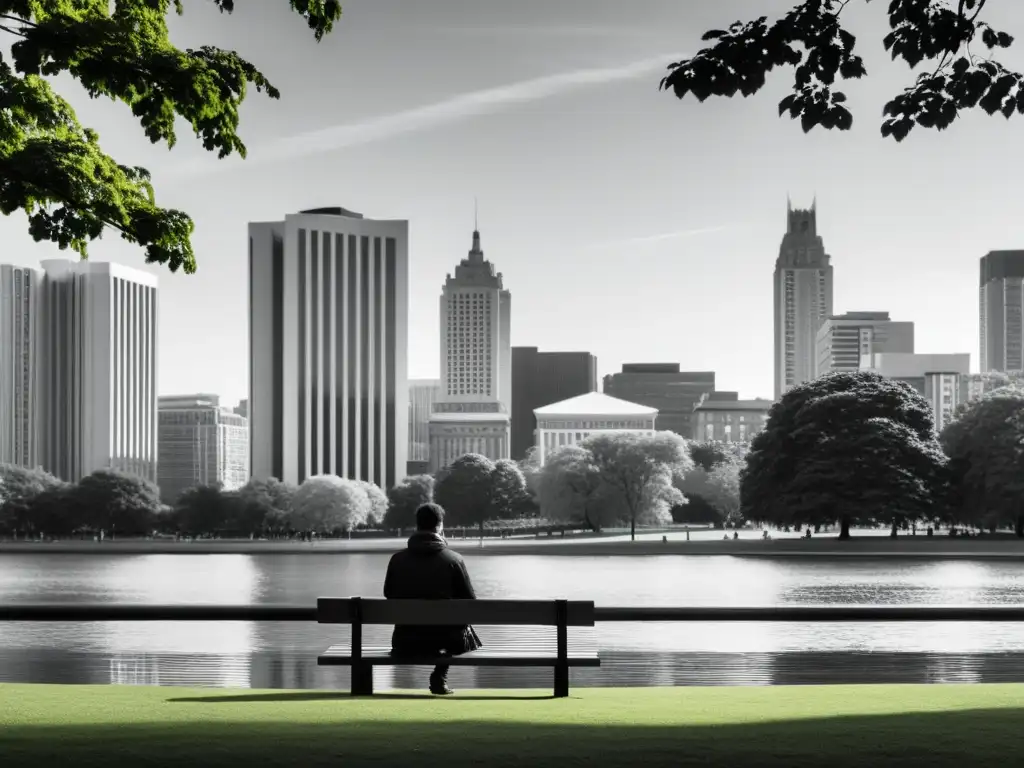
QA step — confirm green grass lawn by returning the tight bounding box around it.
[4,683,1024,767]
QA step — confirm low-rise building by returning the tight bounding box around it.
[860,353,971,432]
[157,394,249,504]
[692,398,773,442]
[533,391,656,465]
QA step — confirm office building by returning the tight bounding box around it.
[0,264,45,467]
[774,198,834,398]
[533,392,657,465]
[234,399,248,419]
[511,346,598,460]
[428,225,512,471]
[157,394,249,504]
[980,250,1024,372]
[816,312,915,376]
[249,207,409,489]
[408,378,440,463]
[860,352,971,432]
[31,260,158,483]
[602,364,714,439]
[693,399,773,442]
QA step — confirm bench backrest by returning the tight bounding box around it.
[317,597,595,627]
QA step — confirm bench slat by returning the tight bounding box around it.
[317,645,601,668]
[317,598,595,626]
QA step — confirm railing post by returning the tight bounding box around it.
[554,599,569,698]
[349,596,373,696]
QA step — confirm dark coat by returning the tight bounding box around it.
[383,531,483,657]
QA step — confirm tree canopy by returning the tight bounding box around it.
[434,453,498,534]
[384,474,434,530]
[290,474,369,533]
[0,0,342,273]
[662,0,1021,140]
[581,431,691,541]
[69,468,162,536]
[940,388,1024,534]
[741,371,949,539]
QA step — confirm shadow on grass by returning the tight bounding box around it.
[167,691,556,703]
[3,708,1024,767]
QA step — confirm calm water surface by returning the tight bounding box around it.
[3,553,1024,689]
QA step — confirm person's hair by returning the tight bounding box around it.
[415,502,445,531]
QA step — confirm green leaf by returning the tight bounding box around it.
[0,1,343,274]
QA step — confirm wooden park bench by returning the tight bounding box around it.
[316,596,600,697]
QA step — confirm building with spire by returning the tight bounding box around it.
[774,198,834,399]
[428,218,512,471]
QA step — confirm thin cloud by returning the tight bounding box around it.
[164,54,678,179]
[423,25,654,39]
[584,225,736,251]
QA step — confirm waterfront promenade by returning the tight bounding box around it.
[2,682,1020,767]
[2,529,1023,557]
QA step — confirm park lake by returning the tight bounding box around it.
[5,546,1024,690]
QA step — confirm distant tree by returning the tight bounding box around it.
[677,458,742,525]
[238,477,296,531]
[688,441,732,473]
[0,1,341,275]
[705,460,743,524]
[0,464,63,535]
[742,371,949,540]
[940,388,1024,535]
[489,459,531,520]
[174,484,233,535]
[70,469,162,537]
[434,454,497,538]
[518,447,544,495]
[384,474,435,530]
[26,482,77,536]
[536,445,605,531]
[289,475,369,534]
[583,431,693,541]
[356,481,388,528]
[661,1,1024,141]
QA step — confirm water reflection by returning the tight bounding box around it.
[5,552,1024,688]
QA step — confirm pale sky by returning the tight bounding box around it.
[4,0,1023,408]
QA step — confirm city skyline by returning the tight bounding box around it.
[2,0,1023,407]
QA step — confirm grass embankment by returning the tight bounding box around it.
[3,683,1024,766]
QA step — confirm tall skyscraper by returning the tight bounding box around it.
[980,250,1024,372]
[408,378,440,462]
[602,364,715,439]
[249,207,409,489]
[774,199,834,399]
[510,347,597,460]
[815,312,914,376]
[21,260,158,483]
[0,264,45,468]
[157,394,249,504]
[429,225,512,471]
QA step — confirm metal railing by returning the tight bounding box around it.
[5,604,1024,623]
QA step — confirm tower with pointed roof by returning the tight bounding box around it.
[774,197,834,399]
[428,216,512,471]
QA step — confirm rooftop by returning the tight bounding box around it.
[534,391,657,417]
[695,400,774,412]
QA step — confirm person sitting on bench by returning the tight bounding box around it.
[383,502,483,695]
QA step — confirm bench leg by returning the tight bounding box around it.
[554,664,569,698]
[351,663,374,696]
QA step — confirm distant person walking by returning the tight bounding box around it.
[383,503,483,695]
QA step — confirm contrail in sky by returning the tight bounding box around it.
[584,225,736,251]
[165,53,679,178]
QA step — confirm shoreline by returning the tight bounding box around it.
[2,535,1024,558]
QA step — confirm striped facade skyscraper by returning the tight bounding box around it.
[0,259,158,482]
[248,207,409,489]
